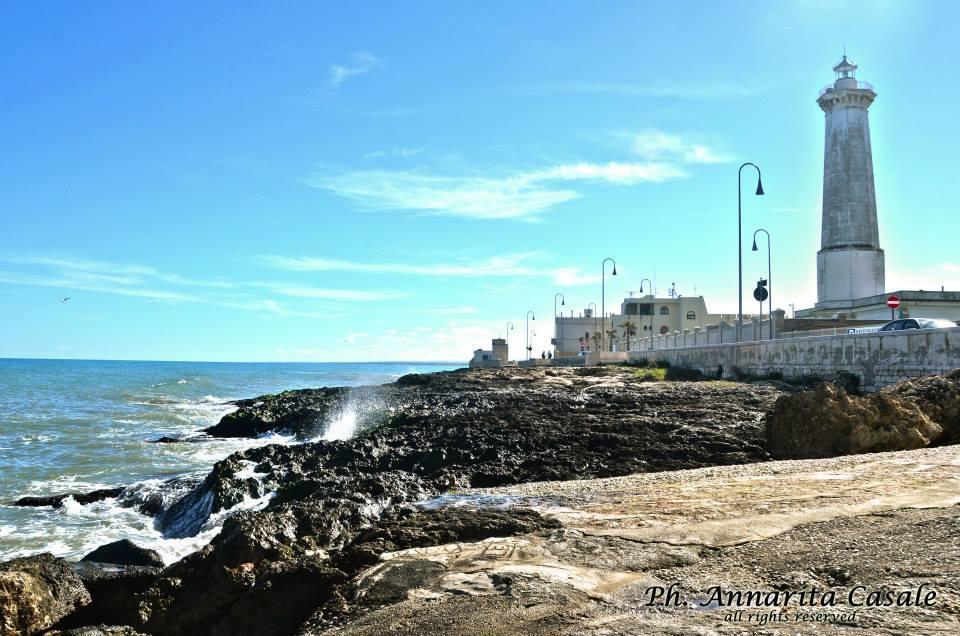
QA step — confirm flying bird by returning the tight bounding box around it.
[60,297,71,303]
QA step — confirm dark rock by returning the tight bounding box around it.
[134,367,781,635]
[149,436,180,443]
[82,540,164,568]
[202,386,358,439]
[0,553,90,635]
[58,562,161,630]
[116,476,202,517]
[395,372,431,386]
[12,487,124,509]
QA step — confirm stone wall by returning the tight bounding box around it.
[624,327,960,393]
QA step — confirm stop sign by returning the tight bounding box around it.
[887,295,901,309]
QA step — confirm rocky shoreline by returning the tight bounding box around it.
[2,366,959,635]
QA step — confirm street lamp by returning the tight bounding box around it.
[525,311,535,360]
[752,228,773,340]
[639,278,653,350]
[587,302,597,351]
[505,321,514,356]
[601,257,617,352]
[737,163,764,344]
[554,293,565,356]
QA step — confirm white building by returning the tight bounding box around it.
[469,337,509,368]
[554,295,752,355]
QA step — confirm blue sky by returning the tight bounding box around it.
[2,0,958,361]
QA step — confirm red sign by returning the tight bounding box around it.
[887,295,901,309]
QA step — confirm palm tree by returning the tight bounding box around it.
[622,320,637,351]
[590,331,603,351]
[605,329,618,351]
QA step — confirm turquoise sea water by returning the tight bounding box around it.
[0,359,460,563]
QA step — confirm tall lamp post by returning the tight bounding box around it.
[737,163,764,344]
[639,278,653,350]
[752,228,773,340]
[525,311,535,360]
[587,302,597,351]
[505,321,514,357]
[553,293,565,356]
[601,257,617,353]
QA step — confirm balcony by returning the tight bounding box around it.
[819,81,875,98]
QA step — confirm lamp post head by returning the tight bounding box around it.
[612,265,618,276]
[561,298,565,306]
[751,238,758,251]
[755,176,764,196]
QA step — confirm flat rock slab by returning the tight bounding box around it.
[477,443,960,548]
[336,445,960,635]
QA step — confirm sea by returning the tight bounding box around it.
[0,358,461,564]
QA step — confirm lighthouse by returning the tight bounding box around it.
[815,55,885,308]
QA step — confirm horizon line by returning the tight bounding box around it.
[0,356,465,366]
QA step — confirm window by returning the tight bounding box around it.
[659,325,669,335]
[659,306,670,315]
[686,311,696,320]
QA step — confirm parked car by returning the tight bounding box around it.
[878,318,959,331]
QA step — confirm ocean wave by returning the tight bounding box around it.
[1,483,276,566]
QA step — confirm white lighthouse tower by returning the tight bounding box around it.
[815,55,885,308]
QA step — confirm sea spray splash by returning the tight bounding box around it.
[323,404,359,441]
[314,387,390,441]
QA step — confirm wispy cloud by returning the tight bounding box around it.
[309,161,686,221]
[1,256,237,288]
[262,252,540,277]
[262,284,406,302]
[0,256,403,315]
[328,53,380,89]
[630,130,732,164]
[522,81,763,100]
[362,147,424,159]
[278,321,495,361]
[263,252,602,287]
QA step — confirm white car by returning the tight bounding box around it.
[878,318,958,332]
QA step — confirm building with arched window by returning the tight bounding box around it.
[552,293,756,355]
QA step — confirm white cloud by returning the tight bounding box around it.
[521,161,687,184]
[551,268,601,286]
[309,160,685,221]
[263,252,602,287]
[631,130,731,164]
[262,252,540,277]
[0,256,405,316]
[362,147,424,159]
[329,53,379,88]
[521,82,763,100]
[266,284,406,301]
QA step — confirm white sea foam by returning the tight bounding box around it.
[8,489,278,566]
[234,460,268,481]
